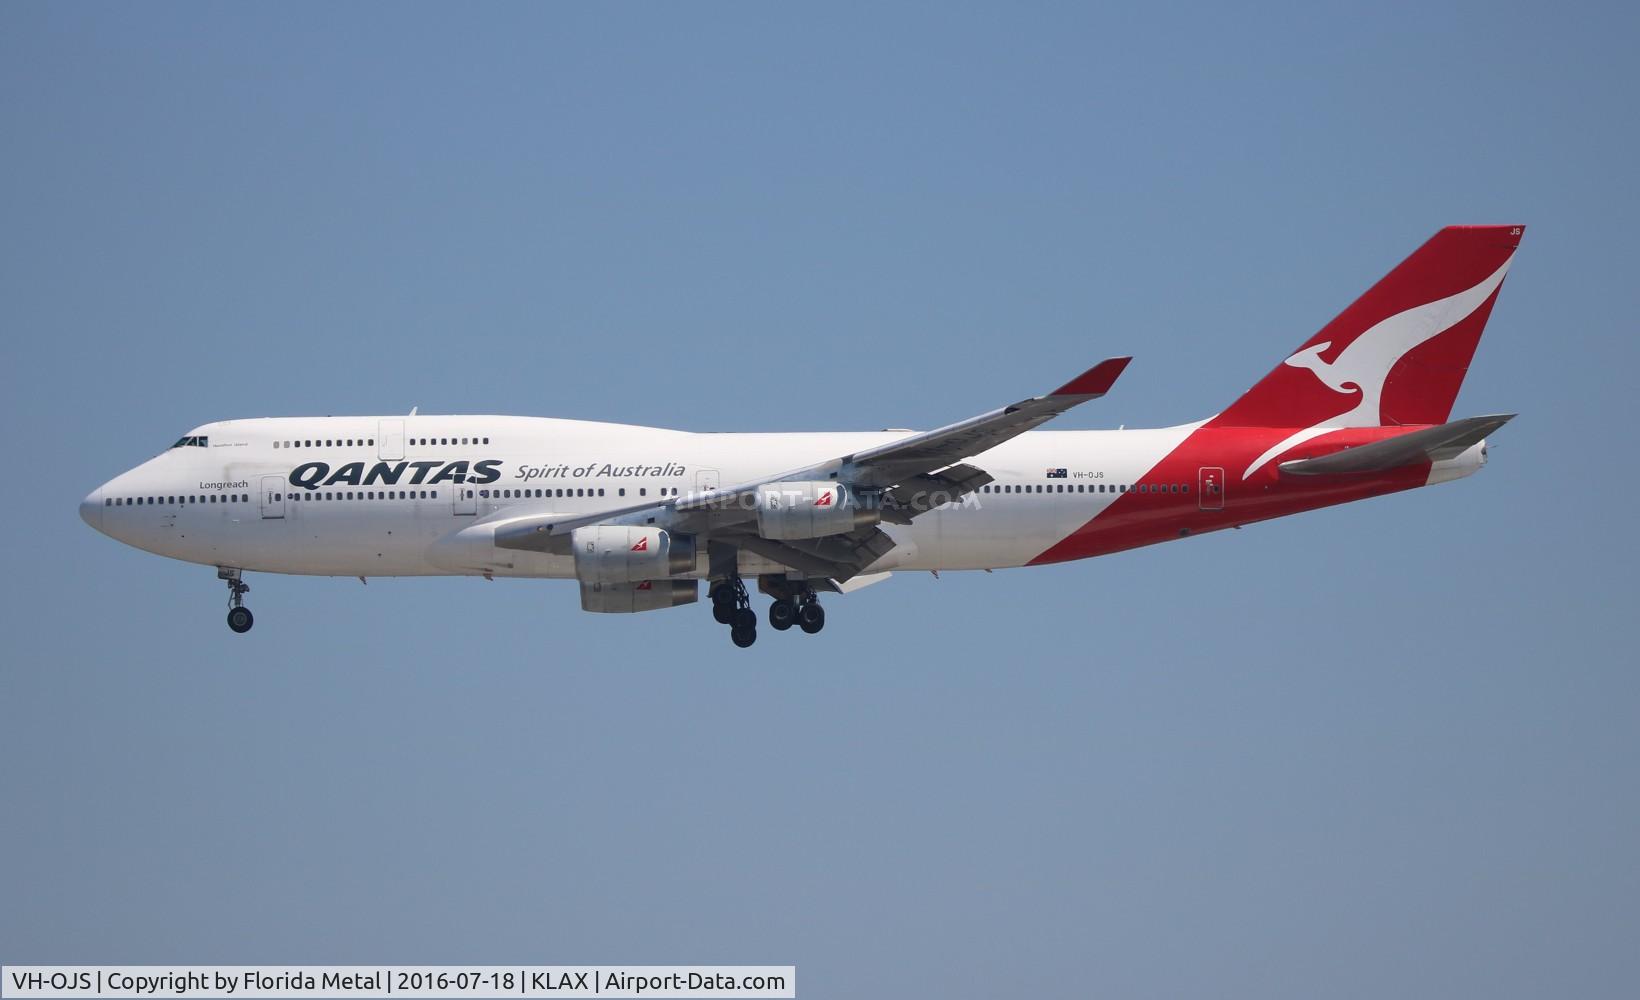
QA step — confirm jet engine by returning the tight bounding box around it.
[580,580,699,614]
[571,525,696,584]
[755,481,880,539]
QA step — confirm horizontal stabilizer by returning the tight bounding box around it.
[1279,414,1514,476]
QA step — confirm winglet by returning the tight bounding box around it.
[1051,356,1132,397]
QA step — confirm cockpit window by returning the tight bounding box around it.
[171,436,209,448]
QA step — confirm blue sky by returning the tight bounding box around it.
[3,3,1636,997]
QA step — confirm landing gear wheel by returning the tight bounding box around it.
[220,569,253,634]
[768,599,796,631]
[798,600,825,634]
[711,575,756,638]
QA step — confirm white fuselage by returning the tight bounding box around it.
[80,415,1204,579]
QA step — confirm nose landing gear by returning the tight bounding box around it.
[219,567,254,633]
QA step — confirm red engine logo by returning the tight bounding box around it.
[814,491,833,507]
[631,537,649,552]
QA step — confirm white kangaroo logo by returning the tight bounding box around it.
[1241,255,1513,480]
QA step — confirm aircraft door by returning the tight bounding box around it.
[696,469,720,494]
[453,485,477,516]
[1198,467,1225,511]
[378,419,405,461]
[259,475,286,519]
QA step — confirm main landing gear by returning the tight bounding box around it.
[713,576,827,648]
[711,566,833,649]
[768,591,825,634]
[220,567,253,633]
[711,577,758,648]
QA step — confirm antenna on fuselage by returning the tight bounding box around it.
[408,406,418,416]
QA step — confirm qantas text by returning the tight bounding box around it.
[288,459,502,490]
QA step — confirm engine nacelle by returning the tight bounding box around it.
[580,579,699,614]
[755,481,879,539]
[571,525,696,584]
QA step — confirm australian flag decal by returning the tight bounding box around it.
[1046,468,1068,479]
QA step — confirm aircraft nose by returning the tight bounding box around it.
[80,486,103,531]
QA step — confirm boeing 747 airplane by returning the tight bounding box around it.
[81,225,1523,647]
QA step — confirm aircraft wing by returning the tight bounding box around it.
[789,355,1134,490]
[494,356,1132,576]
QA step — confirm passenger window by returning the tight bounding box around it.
[619,488,626,497]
